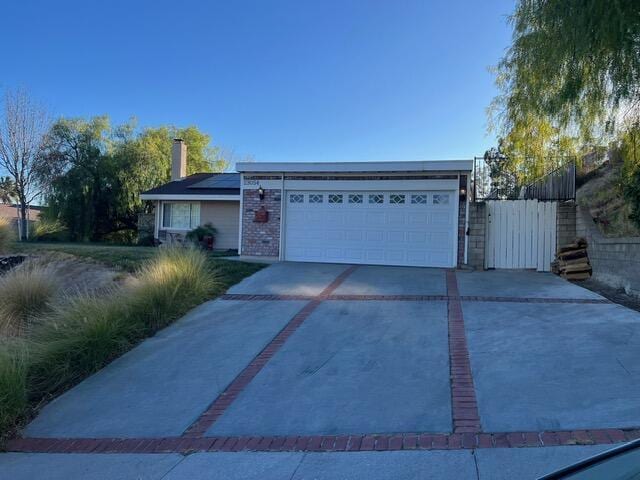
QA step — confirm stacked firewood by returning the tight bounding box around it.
[551,238,592,280]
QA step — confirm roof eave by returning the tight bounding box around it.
[235,160,473,173]
[140,194,240,201]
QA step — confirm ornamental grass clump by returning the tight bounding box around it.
[0,343,28,439]
[0,261,59,337]
[0,217,13,253]
[27,291,143,397]
[0,247,224,439]
[128,247,219,333]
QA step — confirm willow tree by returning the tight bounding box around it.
[40,118,229,242]
[492,0,640,137]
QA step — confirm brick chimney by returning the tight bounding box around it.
[171,138,187,180]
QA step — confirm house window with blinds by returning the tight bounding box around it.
[162,203,200,229]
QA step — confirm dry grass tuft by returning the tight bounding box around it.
[129,247,220,332]
[28,290,142,397]
[0,341,28,439]
[0,262,59,336]
[0,217,14,254]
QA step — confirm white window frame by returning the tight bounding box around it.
[161,201,201,231]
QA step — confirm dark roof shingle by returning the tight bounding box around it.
[141,173,240,196]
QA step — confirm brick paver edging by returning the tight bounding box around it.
[222,294,315,301]
[8,428,640,454]
[446,270,481,434]
[459,296,610,304]
[221,293,610,304]
[182,265,359,438]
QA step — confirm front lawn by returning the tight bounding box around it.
[0,243,265,443]
[10,242,240,274]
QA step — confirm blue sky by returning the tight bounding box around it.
[3,0,514,164]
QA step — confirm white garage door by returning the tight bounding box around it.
[284,191,457,267]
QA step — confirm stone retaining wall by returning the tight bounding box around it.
[556,202,576,251]
[576,205,640,296]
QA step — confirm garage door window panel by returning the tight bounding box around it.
[348,194,363,204]
[390,194,406,205]
[433,193,450,205]
[309,194,323,204]
[411,194,427,204]
[368,194,384,204]
[289,194,304,203]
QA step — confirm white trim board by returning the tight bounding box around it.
[283,179,459,191]
[237,160,473,173]
[241,179,459,191]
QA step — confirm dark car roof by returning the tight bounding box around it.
[142,173,240,196]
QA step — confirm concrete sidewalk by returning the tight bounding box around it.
[0,444,616,480]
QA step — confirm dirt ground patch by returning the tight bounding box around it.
[572,278,640,313]
[4,252,130,296]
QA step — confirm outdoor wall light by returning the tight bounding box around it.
[258,185,265,200]
[459,186,467,201]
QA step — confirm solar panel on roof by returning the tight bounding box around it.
[187,174,240,189]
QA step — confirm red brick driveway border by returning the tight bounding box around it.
[446,270,481,433]
[222,293,611,304]
[8,428,640,454]
[7,267,632,455]
[182,265,359,437]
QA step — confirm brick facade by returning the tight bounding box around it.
[241,188,282,257]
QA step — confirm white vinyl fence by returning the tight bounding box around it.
[485,200,557,272]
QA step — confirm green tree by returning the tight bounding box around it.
[499,116,578,183]
[492,0,640,135]
[483,145,518,199]
[483,116,579,200]
[135,126,228,181]
[39,117,111,241]
[0,176,17,204]
[621,120,640,227]
[39,117,226,242]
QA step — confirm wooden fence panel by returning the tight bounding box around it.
[486,200,557,272]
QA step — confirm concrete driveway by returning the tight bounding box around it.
[4,262,640,479]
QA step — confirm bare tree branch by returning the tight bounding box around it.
[0,88,51,240]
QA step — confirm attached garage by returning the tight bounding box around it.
[285,190,456,267]
[237,161,472,268]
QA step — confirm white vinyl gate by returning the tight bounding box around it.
[485,200,557,272]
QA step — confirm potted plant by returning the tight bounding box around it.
[186,223,217,250]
